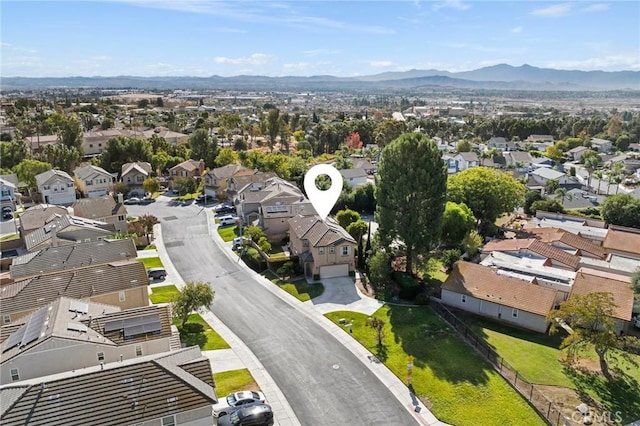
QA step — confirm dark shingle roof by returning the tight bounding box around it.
[288,215,356,247]
[72,195,126,219]
[19,205,70,232]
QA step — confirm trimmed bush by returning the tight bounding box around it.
[393,271,421,300]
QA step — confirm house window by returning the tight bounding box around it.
[3,315,10,324]
[136,176,144,183]
[84,238,91,242]
[512,309,519,318]
[329,246,335,254]
[303,239,309,248]
[119,291,126,302]
[97,352,105,362]
[44,185,50,190]
[342,246,349,256]
[161,415,176,426]
[67,183,73,187]
[135,345,143,357]
[319,247,325,254]
[85,180,93,186]
[118,215,125,221]
[10,368,19,381]
[89,144,93,148]
[461,295,467,304]
[127,177,131,183]
[60,186,65,191]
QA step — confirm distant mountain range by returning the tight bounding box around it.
[2,64,639,92]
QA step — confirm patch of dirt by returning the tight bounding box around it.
[355,275,376,298]
[535,384,584,417]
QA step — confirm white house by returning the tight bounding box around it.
[73,165,115,198]
[590,138,613,153]
[339,168,369,188]
[453,152,479,171]
[35,169,76,205]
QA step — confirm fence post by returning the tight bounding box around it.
[547,402,551,418]
[529,383,534,400]
[514,371,518,386]
[499,358,503,372]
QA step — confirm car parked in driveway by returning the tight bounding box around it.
[213,391,266,419]
[124,197,141,205]
[147,267,166,281]
[2,207,13,220]
[217,403,273,426]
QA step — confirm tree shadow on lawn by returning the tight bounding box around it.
[179,322,207,349]
[387,305,492,386]
[564,363,640,423]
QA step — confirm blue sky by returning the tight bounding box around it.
[2,1,639,77]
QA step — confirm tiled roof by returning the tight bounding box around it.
[10,239,137,280]
[571,268,634,321]
[23,214,113,251]
[339,168,368,179]
[482,238,581,270]
[457,152,479,161]
[73,165,112,181]
[0,347,216,426]
[0,261,148,318]
[121,162,152,177]
[208,164,247,180]
[18,205,70,232]
[603,229,640,257]
[442,262,557,316]
[72,195,126,220]
[229,172,277,192]
[34,169,73,187]
[288,215,356,247]
[170,159,202,173]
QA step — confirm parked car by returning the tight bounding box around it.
[218,403,273,426]
[213,391,266,419]
[123,197,141,205]
[233,237,250,250]
[2,207,13,220]
[219,215,240,227]
[147,267,166,281]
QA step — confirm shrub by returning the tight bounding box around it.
[258,237,271,254]
[392,271,421,300]
[441,249,462,271]
[242,247,265,272]
[415,293,430,305]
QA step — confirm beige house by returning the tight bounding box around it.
[142,127,189,145]
[0,346,217,426]
[73,164,115,198]
[203,164,253,199]
[441,262,558,333]
[602,228,640,260]
[1,299,179,383]
[22,213,115,252]
[18,204,70,236]
[82,129,137,157]
[1,260,149,324]
[169,159,205,179]
[72,195,128,233]
[288,215,356,279]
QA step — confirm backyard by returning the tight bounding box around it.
[326,305,545,426]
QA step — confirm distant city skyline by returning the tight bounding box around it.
[2,0,639,78]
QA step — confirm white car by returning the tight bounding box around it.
[212,390,266,418]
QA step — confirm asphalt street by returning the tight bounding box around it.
[127,196,418,426]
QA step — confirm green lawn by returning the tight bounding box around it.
[149,285,180,304]
[173,313,230,350]
[326,306,545,426]
[138,256,164,269]
[267,250,290,262]
[261,271,324,301]
[0,233,19,242]
[466,315,640,422]
[144,244,157,250]
[217,225,239,242]
[214,369,260,397]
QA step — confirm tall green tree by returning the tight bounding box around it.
[266,109,280,152]
[441,201,475,246]
[14,159,52,190]
[215,147,239,167]
[189,128,217,169]
[99,136,151,173]
[41,144,81,173]
[172,281,215,327]
[447,167,526,233]
[375,133,447,276]
[335,209,361,229]
[0,140,28,170]
[374,119,406,148]
[601,193,640,229]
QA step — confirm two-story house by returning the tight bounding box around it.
[73,164,115,198]
[288,214,356,279]
[339,168,369,188]
[72,195,128,233]
[237,177,316,239]
[142,127,189,145]
[22,212,115,252]
[0,177,17,213]
[590,138,613,153]
[453,152,479,171]
[169,159,205,179]
[203,164,253,200]
[34,169,76,205]
[121,161,152,197]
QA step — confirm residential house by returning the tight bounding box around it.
[17,204,70,237]
[441,261,558,333]
[527,168,578,192]
[169,159,205,179]
[351,158,377,174]
[121,161,152,197]
[73,164,115,198]
[0,346,217,426]
[480,154,506,169]
[524,227,607,259]
[503,151,533,169]
[340,168,369,188]
[9,238,137,281]
[590,138,613,153]
[227,171,277,200]
[142,127,189,145]
[567,146,588,162]
[1,299,179,383]
[23,213,115,252]
[35,169,76,206]
[0,259,149,324]
[0,177,17,212]
[238,177,316,238]
[288,214,357,279]
[72,195,128,233]
[203,164,252,200]
[25,134,58,154]
[487,137,517,151]
[529,156,555,170]
[453,152,479,171]
[526,134,555,144]
[570,268,634,334]
[529,211,608,244]
[481,238,581,271]
[82,129,136,157]
[602,227,640,260]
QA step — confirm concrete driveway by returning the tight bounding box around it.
[306,276,383,315]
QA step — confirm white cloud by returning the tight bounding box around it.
[283,62,312,71]
[370,61,394,68]
[582,3,609,12]
[213,53,276,66]
[303,49,342,57]
[0,42,11,48]
[511,26,523,34]
[432,0,471,11]
[531,4,572,17]
[546,52,640,70]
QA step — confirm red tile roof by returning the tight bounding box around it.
[571,268,634,321]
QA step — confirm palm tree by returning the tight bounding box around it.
[554,187,568,205]
[584,156,601,192]
[545,179,559,196]
[594,170,603,195]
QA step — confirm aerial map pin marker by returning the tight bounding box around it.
[304,164,343,221]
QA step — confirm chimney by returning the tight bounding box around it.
[117,193,124,204]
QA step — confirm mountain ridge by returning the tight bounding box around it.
[2,64,638,91]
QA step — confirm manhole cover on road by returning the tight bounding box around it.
[165,241,184,248]
[332,364,340,370]
[163,216,178,221]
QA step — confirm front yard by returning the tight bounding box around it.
[137,256,164,269]
[173,313,230,351]
[326,305,545,426]
[213,369,260,397]
[149,284,179,304]
[261,270,324,302]
[217,225,239,242]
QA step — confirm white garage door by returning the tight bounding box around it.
[88,189,107,198]
[319,264,349,279]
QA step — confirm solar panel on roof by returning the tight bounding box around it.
[67,322,88,333]
[20,308,48,347]
[104,319,124,332]
[2,326,26,353]
[123,322,162,338]
[123,314,161,328]
[69,300,89,314]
